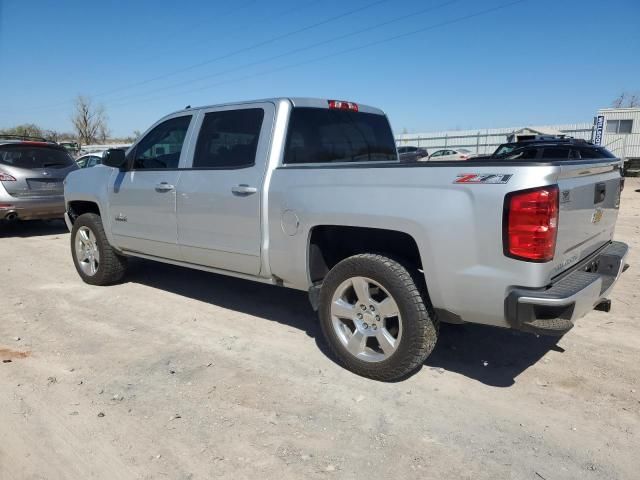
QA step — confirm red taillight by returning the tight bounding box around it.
[504,186,559,262]
[328,100,358,112]
[460,155,469,160]
[0,173,17,181]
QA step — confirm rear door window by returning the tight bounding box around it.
[193,108,264,169]
[0,146,75,169]
[283,108,397,164]
[541,147,570,159]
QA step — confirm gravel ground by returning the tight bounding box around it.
[1,179,639,480]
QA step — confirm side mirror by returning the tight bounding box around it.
[102,149,127,169]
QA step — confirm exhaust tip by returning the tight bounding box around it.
[594,299,612,313]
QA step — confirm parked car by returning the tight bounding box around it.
[76,151,106,168]
[63,98,628,381]
[1,135,78,221]
[427,148,473,161]
[397,145,428,162]
[473,138,614,161]
[59,141,80,158]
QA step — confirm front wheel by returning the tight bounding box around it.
[318,254,438,381]
[71,213,127,285]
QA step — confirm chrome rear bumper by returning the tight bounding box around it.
[506,241,629,335]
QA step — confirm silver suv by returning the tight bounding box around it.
[0,136,78,221]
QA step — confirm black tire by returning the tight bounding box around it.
[318,254,438,381]
[71,213,127,285]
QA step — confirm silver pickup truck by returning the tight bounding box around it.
[64,97,629,381]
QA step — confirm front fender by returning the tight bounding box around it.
[64,166,118,247]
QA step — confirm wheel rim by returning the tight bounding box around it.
[75,226,100,277]
[330,276,402,363]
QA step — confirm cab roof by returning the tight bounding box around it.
[168,97,386,117]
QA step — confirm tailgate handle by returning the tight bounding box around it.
[594,182,606,204]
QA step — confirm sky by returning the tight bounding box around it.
[0,0,639,137]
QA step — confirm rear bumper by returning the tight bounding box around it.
[0,192,65,221]
[506,241,629,335]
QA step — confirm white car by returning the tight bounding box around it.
[427,148,473,161]
[76,151,106,169]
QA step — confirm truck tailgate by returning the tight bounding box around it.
[553,160,623,277]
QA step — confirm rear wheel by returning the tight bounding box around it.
[318,254,438,381]
[71,213,127,285]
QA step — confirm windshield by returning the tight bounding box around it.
[0,145,75,169]
[284,108,397,164]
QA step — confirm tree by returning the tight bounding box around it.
[612,92,640,108]
[0,123,44,138]
[71,95,109,145]
[98,123,111,143]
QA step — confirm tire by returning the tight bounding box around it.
[71,213,127,285]
[318,254,438,381]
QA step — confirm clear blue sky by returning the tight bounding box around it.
[1,0,639,137]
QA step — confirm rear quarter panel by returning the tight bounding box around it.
[268,163,563,327]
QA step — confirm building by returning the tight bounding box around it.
[594,108,640,165]
[395,107,640,173]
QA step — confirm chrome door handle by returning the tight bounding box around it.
[155,182,175,192]
[231,184,257,195]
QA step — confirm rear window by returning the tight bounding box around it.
[283,108,397,164]
[0,145,75,169]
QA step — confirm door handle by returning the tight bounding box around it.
[155,182,175,192]
[231,184,257,195]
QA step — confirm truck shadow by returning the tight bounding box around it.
[127,259,561,388]
[426,324,562,387]
[0,219,68,238]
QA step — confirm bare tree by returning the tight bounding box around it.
[98,123,111,143]
[45,130,59,142]
[612,92,640,108]
[71,95,109,145]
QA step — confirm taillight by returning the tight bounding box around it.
[503,185,559,262]
[0,172,16,181]
[328,100,359,111]
[460,155,469,160]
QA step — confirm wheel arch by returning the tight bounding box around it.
[67,200,102,223]
[307,225,424,284]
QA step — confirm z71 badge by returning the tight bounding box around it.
[454,173,513,184]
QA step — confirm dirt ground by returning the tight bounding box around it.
[1,180,639,480]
